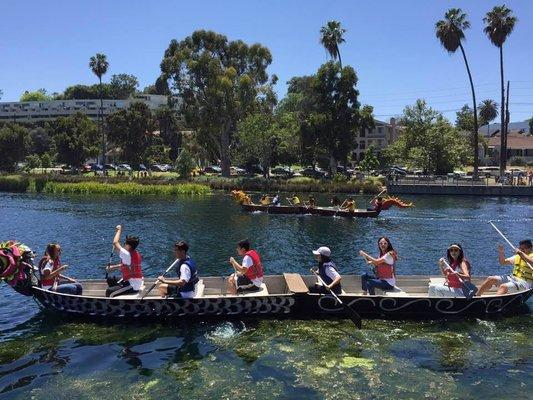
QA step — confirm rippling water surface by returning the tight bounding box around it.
[0,192,531,399]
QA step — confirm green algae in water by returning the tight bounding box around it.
[340,356,374,369]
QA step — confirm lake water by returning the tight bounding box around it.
[0,192,531,399]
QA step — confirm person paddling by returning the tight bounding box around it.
[106,225,144,297]
[428,243,472,297]
[227,239,264,294]
[359,237,398,295]
[341,196,356,213]
[287,193,301,205]
[158,241,199,298]
[39,243,82,295]
[309,246,342,294]
[477,239,533,296]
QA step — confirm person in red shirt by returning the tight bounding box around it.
[428,243,471,297]
[106,225,144,297]
[227,239,264,295]
[38,243,82,294]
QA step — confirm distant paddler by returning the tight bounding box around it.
[287,193,301,205]
[340,196,356,213]
[272,193,281,207]
[260,194,271,206]
[305,195,316,209]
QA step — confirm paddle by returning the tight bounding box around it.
[140,258,180,299]
[369,188,387,205]
[104,248,114,280]
[310,268,362,329]
[489,221,533,271]
[440,259,478,299]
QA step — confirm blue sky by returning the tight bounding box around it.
[1,0,532,123]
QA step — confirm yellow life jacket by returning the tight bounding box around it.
[292,196,300,205]
[512,252,533,282]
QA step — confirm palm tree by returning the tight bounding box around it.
[478,99,498,136]
[436,8,480,178]
[483,5,517,176]
[320,21,346,69]
[89,53,109,164]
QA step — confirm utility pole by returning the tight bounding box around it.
[504,80,510,168]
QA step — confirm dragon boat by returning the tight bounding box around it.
[240,204,381,218]
[3,242,530,323]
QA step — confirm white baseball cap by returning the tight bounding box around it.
[312,246,331,257]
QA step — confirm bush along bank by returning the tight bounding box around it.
[0,175,211,196]
[193,175,385,194]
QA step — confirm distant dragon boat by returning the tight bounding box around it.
[240,204,381,218]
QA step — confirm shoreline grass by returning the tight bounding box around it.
[0,174,384,196]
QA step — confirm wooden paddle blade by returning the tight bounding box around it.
[343,303,362,329]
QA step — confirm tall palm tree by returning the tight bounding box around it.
[436,8,480,178]
[478,99,498,136]
[483,5,517,176]
[320,20,346,69]
[89,53,109,164]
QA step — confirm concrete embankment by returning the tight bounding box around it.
[387,183,533,197]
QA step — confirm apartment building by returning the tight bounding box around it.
[352,117,399,162]
[0,94,168,123]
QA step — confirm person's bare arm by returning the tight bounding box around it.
[113,225,124,252]
[327,274,342,290]
[498,245,513,266]
[229,257,248,274]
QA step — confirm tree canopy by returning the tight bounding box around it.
[20,89,52,102]
[0,124,31,172]
[158,30,275,176]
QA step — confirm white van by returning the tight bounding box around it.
[478,166,500,177]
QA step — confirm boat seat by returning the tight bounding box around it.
[429,277,446,285]
[238,283,269,296]
[193,280,205,298]
[375,286,409,296]
[115,284,146,299]
[284,273,309,294]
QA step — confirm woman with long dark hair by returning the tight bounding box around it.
[359,237,398,295]
[428,243,471,297]
[38,243,82,295]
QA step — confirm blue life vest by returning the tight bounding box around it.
[319,261,342,293]
[178,257,199,293]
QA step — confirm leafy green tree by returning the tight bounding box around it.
[455,105,474,132]
[234,113,275,176]
[0,124,32,171]
[384,100,470,174]
[20,89,52,102]
[436,8,479,178]
[61,84,110,100]
[106,102,155,167]
[175,149,196,179]
[89,53,109,164]
[483,5,517,176]
[24,154,41,170]
[158,30,275,177]
[29,127,51,155]
[154,105,182,161]
[109,74,139,99]
[359,146,380,172]
[40,153,53,168]
[143,143,170,166]
[320,21,346,68]
[529,117,533,135]
[50,113,99,166]
[312,61,360,172]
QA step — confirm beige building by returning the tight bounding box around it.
[352,117,399,162]
[0,94,168,123]
[483,131,533,164]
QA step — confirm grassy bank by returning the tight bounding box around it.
[192,175,385,194]
[0,174,384,196]
[0,175,210,196]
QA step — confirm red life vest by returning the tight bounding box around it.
[39,257,60,287]
[120,250,143,281]
[446,260,463,288]
[375,251,396,279]
[244,250,264,281]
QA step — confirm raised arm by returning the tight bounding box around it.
[113,225,124,252]
[498,245,513,266]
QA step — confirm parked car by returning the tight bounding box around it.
[271,166,294,177]
[300,166,326,178]
[203,165,222,174]
[89,163,104,172]
[103,163,117,171]
[150,164,166,172]
[82,164,92,173]
[478,166,500,178]
[230,166,246,175]
[243,164,264,175]
[137,164,148,171]
[336,166,354,176]
[160,164,173,172]
[60,165,79,175]
[117,164,132,171]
